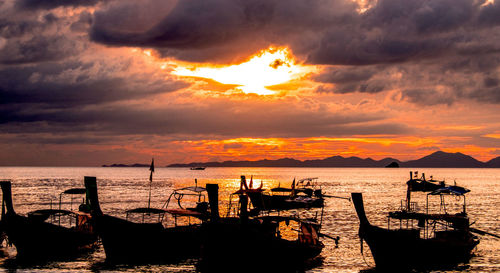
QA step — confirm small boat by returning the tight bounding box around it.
[84,176,212,263]
[190,167,206,170]
[0,181,97,258]
[200,187,325,272]
[237,176,325,213]
[351,171,480,270]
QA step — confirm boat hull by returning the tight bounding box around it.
[2,213,97,258]
[94,214,202,263]
[199,219,324,271]
[351,192,479,270]
[361,224,478,269]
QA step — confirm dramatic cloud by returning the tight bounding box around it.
[88,0,500,105]
[1,0,500,166]
[89,0,500,64]
[90,0,357,63]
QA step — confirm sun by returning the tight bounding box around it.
[173,47,309,95]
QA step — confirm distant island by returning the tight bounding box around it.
[164,151,500,168]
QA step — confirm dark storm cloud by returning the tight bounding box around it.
[468,87,500,104]
[0,61,188,108]
[89,0,496,64]
[16,0,101,10]
[306,0,480,65]
[0,34,79,64]
[312,66,388,94]
[313,66,376,84]
[90,0,357,63]
[0,6,89,64]
[0,2,188,109]
[0,11,64,41]
[0,99,411,139]
[400,88,457,106]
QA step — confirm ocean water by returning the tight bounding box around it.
[0,167,498,272]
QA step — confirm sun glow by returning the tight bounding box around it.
[481,0,495,7]
[173,47,310,95]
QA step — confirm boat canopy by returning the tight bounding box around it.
[175,186,206,193]
[430,185,470,195]
[388,211,469,228]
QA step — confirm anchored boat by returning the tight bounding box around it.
[200,185,325,272]
[84,176,212,263]
[0,181,97,258]
[351,172,480,270]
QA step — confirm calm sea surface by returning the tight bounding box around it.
[0,167,498,272]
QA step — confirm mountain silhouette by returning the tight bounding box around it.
[166,151,497,168]
[399,151,484,168]
[486,156,500,168]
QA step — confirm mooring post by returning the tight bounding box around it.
[206,183,220,222]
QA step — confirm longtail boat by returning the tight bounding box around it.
[84,176,211,263]
[0,181,97,258]
[351,171,480,270]
[201,184,325,272]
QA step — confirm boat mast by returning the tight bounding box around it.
[406,171,412,211]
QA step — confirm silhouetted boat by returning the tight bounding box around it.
[200,184,325,272]
[190,167,206,170]
[351,171,480,270]
[238,176,325,213]
[0,181,97,258]
[84,176,212,263]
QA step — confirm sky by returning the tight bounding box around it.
[1,0,500,166]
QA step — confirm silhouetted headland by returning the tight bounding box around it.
[385,161,400,168]
[166,151,500,168]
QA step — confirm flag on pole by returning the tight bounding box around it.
[148,158,154,208]
[149,158,154,182]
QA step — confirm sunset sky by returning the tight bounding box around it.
[1,0,500,166]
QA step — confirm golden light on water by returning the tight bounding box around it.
[173,47,310,95]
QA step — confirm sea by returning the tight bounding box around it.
[0,167,498,272]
